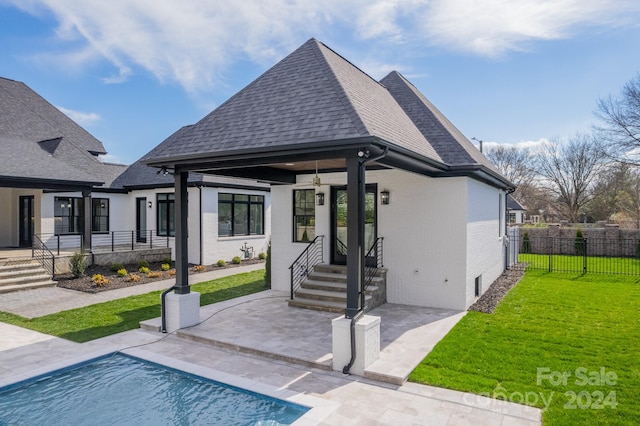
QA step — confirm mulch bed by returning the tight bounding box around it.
[468,264,526,314]
[56,259,265,294]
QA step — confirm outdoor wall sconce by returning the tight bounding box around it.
[316,192,325,206]
[148,201,153,208]
[381,190,390,205]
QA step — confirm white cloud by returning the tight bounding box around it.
[6,0,640,92]
[484,138,550,152]
[56,105,100,126]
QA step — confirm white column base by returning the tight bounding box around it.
[332,314,381,375]
[165,292,200,333]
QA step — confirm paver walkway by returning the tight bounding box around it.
[0,263,265,318]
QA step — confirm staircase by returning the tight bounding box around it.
[289,264,387,313]
[0,259,56,294]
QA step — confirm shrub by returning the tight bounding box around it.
[258,252,266,260]
[117,268,128,277]
[575,229,586,256]
[216,259,226,267]
[161,257,172,265]
[139,266,150,274]
[264,240,271,289]
[232,256,242,264]
[147,271,161,278]
[110,262,124,272]
[137,260,149,269]
[125,273,141,282]
[69,251,87,278]
[92,274,110,287]
[192,265,206,272]
[522,232,531,254]
[168,269,176,276]
[161,263,170,271]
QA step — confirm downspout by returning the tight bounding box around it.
[199,185,203,266]
[160,285,177,333]
[343,146,388,375]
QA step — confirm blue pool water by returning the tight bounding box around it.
[0,354,308,425]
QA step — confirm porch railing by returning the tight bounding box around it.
[36,230,170,254]
[289,235,324,299]
[32,234,56,280]
[364,237,383,290]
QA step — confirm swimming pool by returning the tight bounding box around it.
[0,353,309,425]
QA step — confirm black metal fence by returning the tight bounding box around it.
[518,235,640,275]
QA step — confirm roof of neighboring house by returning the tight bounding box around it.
[146,39,512,190]
[111,126,269,191]
[507,194,525,210]
[0,77,123,189]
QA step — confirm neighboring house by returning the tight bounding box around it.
[507,195,526,224]
[0,76,270,269]
[146,38,515,314]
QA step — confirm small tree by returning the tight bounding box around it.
[264,240,271,289]
[575,229,586,256]
[522,232,531,254]
[69,251,87,278]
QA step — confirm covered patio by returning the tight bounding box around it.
[141,290,464,385]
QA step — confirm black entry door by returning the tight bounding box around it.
[136,197,147,243]
[330,185,377,265]
[19,196,34,247]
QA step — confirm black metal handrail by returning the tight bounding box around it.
[35,230,169,253]
[32,234,56,280]
[364,237,383,290]
[336,237,347,256]
[289,235,324,299]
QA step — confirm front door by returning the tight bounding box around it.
[331,185,377,265]
[19,196,34,248]
[136,197,147,243]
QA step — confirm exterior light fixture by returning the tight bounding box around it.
[316,192,325,206]
[148,201,153,208]
[381,190,390,205]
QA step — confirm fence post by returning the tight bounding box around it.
[548,236,553,273]
[583,238,587,274]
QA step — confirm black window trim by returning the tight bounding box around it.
[218,193,265,237]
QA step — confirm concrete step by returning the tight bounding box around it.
[0,280,57,294]
[307,271,347,284]
[0,273,53,288]
[288,298,345,314]
[0,267,49,280]
[0,261,42,271]
[301,279,379,294]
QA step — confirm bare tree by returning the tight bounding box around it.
[595,73,640,164]
[587,163,640,227]
[485,145,537,206]
[536,134,604,223]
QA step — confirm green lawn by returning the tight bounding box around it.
[519,253,640,275]
[409,271,640,425]
[0,270,266,343]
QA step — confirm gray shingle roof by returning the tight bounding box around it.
[507,194,525,210]
[0,77,121,188]
[149,39,442,163]
[380,71,500,172]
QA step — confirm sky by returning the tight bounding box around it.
[1,0,640,165]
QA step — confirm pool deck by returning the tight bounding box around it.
[0,265,542,425]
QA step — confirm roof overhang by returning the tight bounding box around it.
[0,175,101,191]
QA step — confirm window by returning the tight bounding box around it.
[218,193,264,237]
[92,198,109,233]
[157,193,175,237]
[293,189,315,242]
[508,212,516,224]
[54,197,83,234]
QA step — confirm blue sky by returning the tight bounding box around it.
[1,0,640,165]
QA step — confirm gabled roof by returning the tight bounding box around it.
[111,126,269,191]
[148,38,442,164]
[0,77,121,189]
[507,194,525,210]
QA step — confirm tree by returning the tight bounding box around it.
[595,73,640,164]
[586,163,640,227]
[485,144,537,207]
[536,134,603,223]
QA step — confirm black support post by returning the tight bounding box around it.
[82,190,92,252]
[345,155,365,319]
[174,169,190,294]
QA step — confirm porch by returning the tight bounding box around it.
[141,290,464,385]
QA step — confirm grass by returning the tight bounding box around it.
[519,253,640,275]
[409,271,640,425]
[0,270,266,343]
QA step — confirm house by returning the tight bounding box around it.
[0,76,270,279]
[507,195,526,224]
[144,39,514,372]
